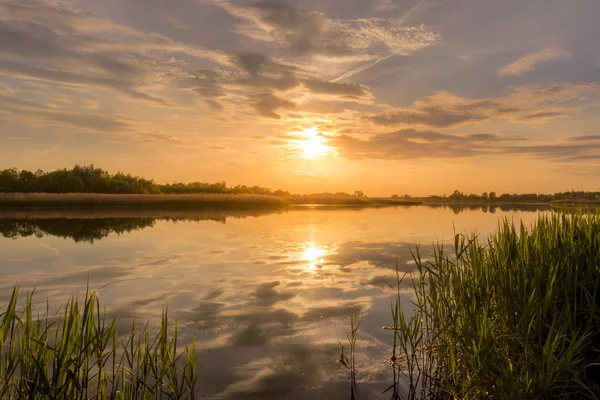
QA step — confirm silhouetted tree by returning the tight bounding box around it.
[62,174,84,193]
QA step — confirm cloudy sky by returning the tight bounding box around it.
[1,0,599,195]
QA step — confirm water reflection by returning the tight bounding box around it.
[301,243,326,272]
[0,206,553,398]
[0,203,557,244]
[0,218,156,243]
[0,209,283,243]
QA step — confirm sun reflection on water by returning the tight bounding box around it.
[301,242,326,272]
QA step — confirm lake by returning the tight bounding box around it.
[0,205,550,399]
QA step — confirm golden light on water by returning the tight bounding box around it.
[292,127,334,159]
[301,242,326,272]
[302,245,325,263]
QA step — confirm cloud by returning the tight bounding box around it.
[250,92,296,119]
[0,2,226,105]
[223,344,324,398]
[508,83,600,104]
[211,0,440,60]
[251,281,296,307]
[325,241,416,269]
[175,51,374,118]
[0,91,185,144]
[364,83,599,128]
[329,128,600,162]
[136,132,186,144]
[301,79,370,99]
[376,0,399,11]
[330,129,507,160]
[498,45,571,77]
[566,135,600,142]
[2,1,379,126]
[301,303,364,321]
[517,109,573,122]
[0,93,133,132]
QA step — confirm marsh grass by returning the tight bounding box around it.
[0,193,422,210]
[377,213,600,399]
[0,193,288,210]
[286,195,421,206]
[0,288,199,399]
[339,315,361,400]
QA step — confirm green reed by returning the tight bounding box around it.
[382,213,600,399]
[0,288,199,399]
[339,314,361,400]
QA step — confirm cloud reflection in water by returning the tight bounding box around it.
[0,207,549,398]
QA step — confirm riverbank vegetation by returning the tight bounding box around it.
[0,288,198,399]
[2,166,600,206]
[0,192,290,210]
[376,213,600,399]
[0,193,422,210]
[412,189,600,204]
[0,165,286,196]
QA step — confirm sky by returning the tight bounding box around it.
[1,0,600,196]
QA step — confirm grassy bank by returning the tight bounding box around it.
[0,288,198,399]
[287,194,422,206]
[0,193,289,210]
[382,213,600,399]
[0,193,422,210]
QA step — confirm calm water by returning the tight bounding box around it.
[0,205,550,399]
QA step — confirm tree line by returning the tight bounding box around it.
[399,190,600,202]
[1,165,598,201]
[0,165,290,195]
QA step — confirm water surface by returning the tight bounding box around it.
[0,205,549,399]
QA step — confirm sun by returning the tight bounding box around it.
[294,127,334,159]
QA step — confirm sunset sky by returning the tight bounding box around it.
[1,0,600,195]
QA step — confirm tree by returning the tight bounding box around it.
[449,190,464,200]
[489,191,497,200]
[0,168,19,192]
[62,174,84,193]
[353,191,365,197]
[482,192,489,200]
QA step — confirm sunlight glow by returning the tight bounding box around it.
[301,242,326,272]
[302,245,325,262]
[294,127,334,159]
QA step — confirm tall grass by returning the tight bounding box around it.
[339,315,361,400]
[0,193,288,210]
[286,194,421,206]
[0,193,422,209]
[0,288,199,399]
[384,213,600,399]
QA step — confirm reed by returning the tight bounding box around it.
[0,288,199,399]
[382,213,600,399]
[0,193,288,210]
[339,315,361,400]
[0,193,421,209]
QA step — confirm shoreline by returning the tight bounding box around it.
[1,193,598,211]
